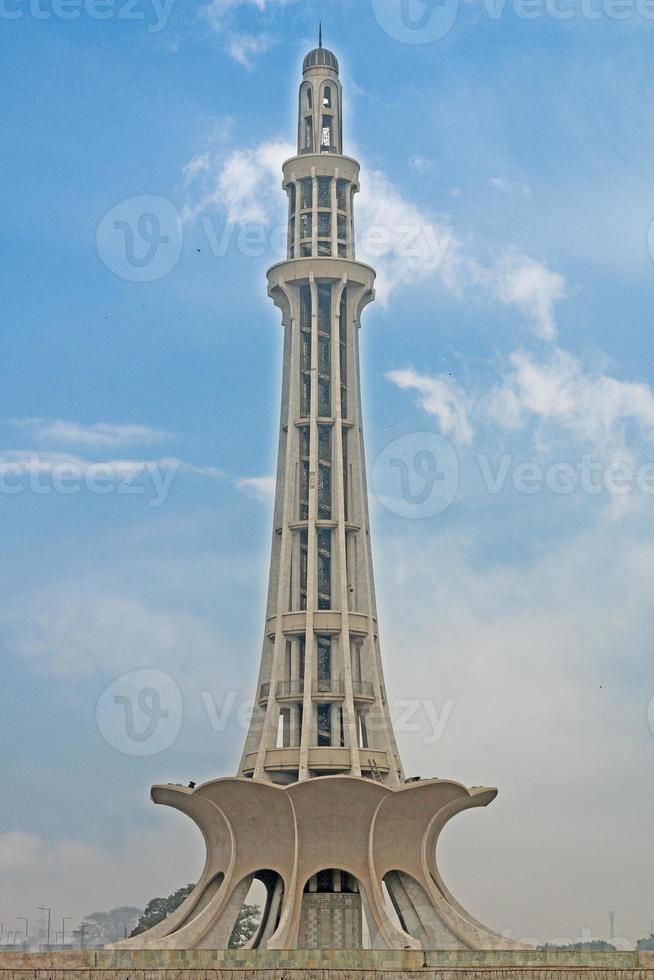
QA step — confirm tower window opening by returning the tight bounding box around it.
[299,529,308,611]
[304,116,314,152]
[289,184,296,214]
[321,115,333,150]
[342,430,349,521]
[300,286,312,418]
[318,461,331,520]
[323,85,332,108]
[318,177,331,208]
[339,293,347,419]
[339,706,345,747]
[357,711,369,749]
[338,244,346,257]
[317,241,332,256]
[277,709,291,748]
[299,429,310,520]
[317,636,332,687]
[318,283,331,332]
[337,179,347,211]
[301,243,312,257]
[317,528,332,610]
[318,211,331,238]
[300,213,312,240]
[301,179,313,210]
[317,703,332,746]
[318,424,331,520]
[337,214,346,240]
[299,637,306,680]
[306,87,312,109]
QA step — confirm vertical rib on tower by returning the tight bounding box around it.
[239,44,404,787]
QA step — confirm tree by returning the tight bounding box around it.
[130,883,261,947]
[228,904,262,949]
[636,935,654,951]
[130,884,195,936]
[540,942,617,951]
[73,906,142,947]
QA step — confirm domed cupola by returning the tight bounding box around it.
[297,27,343,155]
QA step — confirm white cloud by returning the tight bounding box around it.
[0,826,204,934]
[494,253,566,341]
[0,451,223,480]
[236,475,276,502]
[181,134,566,333]
[12,418,171,449]
[488,176,532,199]
[356,168,455,305]
[182,138,293,225]
[227,32,272,68]
[386,368,473,446]
[3,588,222,678]
[377,521,654,944]
[409,154,434,176]
[486,346,654,452]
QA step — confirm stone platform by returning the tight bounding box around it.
[1,948,653,979]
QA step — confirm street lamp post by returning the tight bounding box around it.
[37,906,51,948]
[61,916,71,946]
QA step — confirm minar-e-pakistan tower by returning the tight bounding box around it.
[114,38,526,953]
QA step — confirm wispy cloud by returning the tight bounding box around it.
[0,451,223,482]
[488,176,532,200]
[386,369,474,446]
[12,418,171,449]
[235,475,275,502]
[227,32,272,68]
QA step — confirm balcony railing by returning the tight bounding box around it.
[259,678,374,703]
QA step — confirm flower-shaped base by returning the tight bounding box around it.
[110,775,528,951]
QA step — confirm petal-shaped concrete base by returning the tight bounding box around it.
[110,776,529,951]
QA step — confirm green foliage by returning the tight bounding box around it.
[73,906,142,947]
[130,884,195,937]
[539,942,617,951]
[130,883,261,948]
[228,903,262,949]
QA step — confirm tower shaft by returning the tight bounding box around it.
[239,47,403,787]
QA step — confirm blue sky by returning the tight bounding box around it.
[1,0,654,948]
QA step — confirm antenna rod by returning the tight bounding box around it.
[319,22,322,47]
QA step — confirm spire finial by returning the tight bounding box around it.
[318,22,322,47]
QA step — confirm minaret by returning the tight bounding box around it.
[239,36,404,787]
[111,39,529,955]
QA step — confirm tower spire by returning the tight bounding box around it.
[318,21,322,47]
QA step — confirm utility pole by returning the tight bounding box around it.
[38,906,51,948]
[61,916,71,946]
[18,916,29,942]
